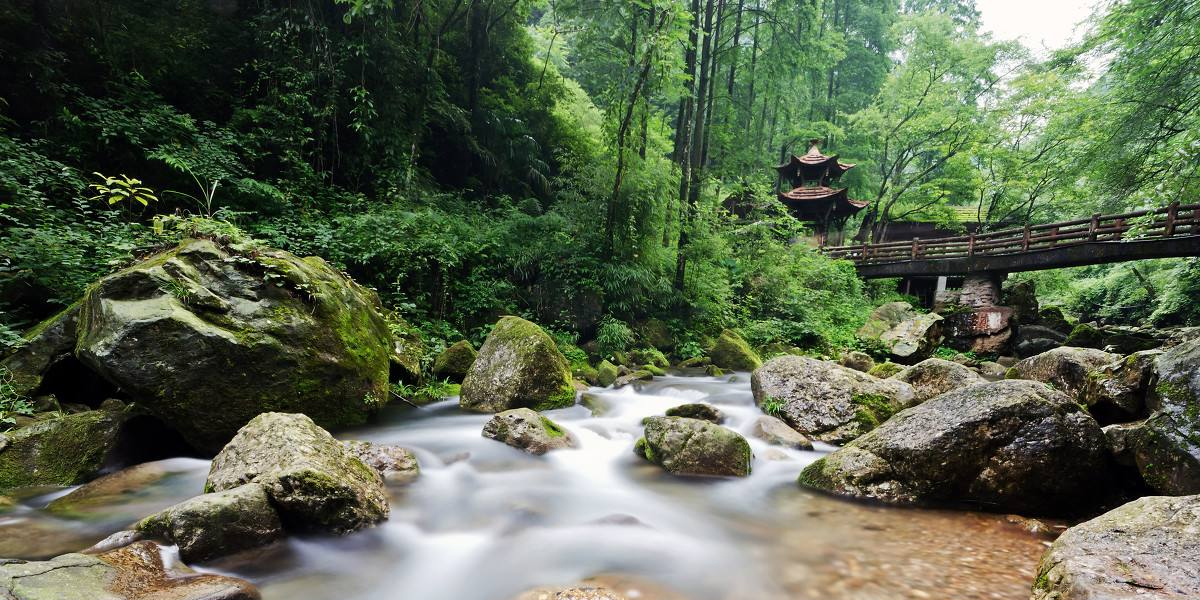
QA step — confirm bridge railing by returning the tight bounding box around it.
[824,201,1200,264]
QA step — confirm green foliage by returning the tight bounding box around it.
[760,396,785,418]
[0,367,33,430]
[88,173,158,209]
[595,317,634,357]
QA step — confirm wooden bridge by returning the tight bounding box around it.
[823,202,1200,279]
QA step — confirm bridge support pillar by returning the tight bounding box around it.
[939,272,1015,355]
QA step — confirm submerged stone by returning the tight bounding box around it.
[664,403,724,423]
[137,483,283,563]
[341,440,420,484]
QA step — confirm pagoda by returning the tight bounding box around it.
[775,139,868,245]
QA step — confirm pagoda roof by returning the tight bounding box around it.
[778,186,870,222]
[775,141,857,179]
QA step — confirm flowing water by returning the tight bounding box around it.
[0,374,1051,599]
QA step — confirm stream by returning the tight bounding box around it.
[0,373,1049,599]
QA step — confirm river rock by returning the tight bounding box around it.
[595,360,619,387]
[1031,494,1200,599]
[0,405,131,489]
[1006,347,1119,401]
[858,302,918,339]
[867,361,904,378]
[751,415,813,450]
[460,316,576,413]
[46,461,178,516]
[942,306,1013,354]
[1014,325,1068,359]
[205,412,388,534]
[751,355,915,444]
[890,358,985,404]
[1130,337,1200,494]
[838,351,875,373]
[341,440,420,484]
[635,416,752,477]
[879,313,944,363]
[1081,350,1161,423]
[431,340,476,382]
[0,304,79,398]
[708,329,761,371]
[482,408,578,455]
[799,380,1111,515]
[137,483,283,562]
[73,238,392,453]
[665,403,724,423]
[0,540,259,600]
[614,369,654,389]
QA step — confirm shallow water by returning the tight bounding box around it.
[0,374,1050,599]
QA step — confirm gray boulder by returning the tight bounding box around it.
[1006,347,1119,401]
[460,316,576,413]
[1129,337,1200,494]
[635,417,752,477]
[482,408,578,455]
[74,239,392,452]
[751,355,915,444]
[206,412,388,534]
[857,302,918,339]
[1032,494,1200,599]
[0,540,258,600]
[838,351,875,373]
[0,405,131,489]
[890,358,985,404]
[1082,350,1161,422]
[751,416,813,450]
[136,483,283,563]
[799,380,1112,515]
[1014,325,1069,359]
[880,313,944,363]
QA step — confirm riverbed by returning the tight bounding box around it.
[0,374,1050,599]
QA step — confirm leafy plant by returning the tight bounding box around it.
[0,367,33,430]
[88,173,158,209]
[760,396,785,418]
[595,316,634,357]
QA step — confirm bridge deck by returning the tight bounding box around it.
[824,202,1200,278]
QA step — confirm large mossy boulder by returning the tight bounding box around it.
[1130,337,1200,494]
[205,412,388,534]
[634,416,751,477]
[482,408,578,455]
[751,356,915,444]
[137,483,283,563]
[879,313,944,363]
[890,358,985,404]
[1032,494,1200,599]
[431,340,476,382]
[708,329,761,371]
[1081,350,1161,423]
[799,380,1112,515]
[0,540,258,600]
[459,316,576,413]
[74,238,392,453]
[595,360,619,387]
[0,405,131,489]
[1006,346,1119,401]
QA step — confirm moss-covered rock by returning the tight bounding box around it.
[857,302,918,339]
[1031,495,1200,600]
[0,540,259,600]
[890,358,985,405]
[1006,346,1118,401]
[205,412,388,534]
[704,364,724,377]
[136,483,283,563]
[867,361,904,378]
[74,239,392,453]
[431,340,477,383]
[751,355,914,444]
[0,405,131,489]
[595,360,620,388]
[880,313,944,363]
[1081,350,1161,422]
[1127,337,1200,494]
[676,356,711,369]
[614,369,654,389]
[665,403,724,423]
[642,363,666,376]
[799,380,1112,516]
[459,316,576,413]
[634,319,675,352]
[481,408,578,455]
[635,416,752,477]
[630,348,669,369]
[1064,323,1105,349]
[0,303,80,398]
[708,330,761,371]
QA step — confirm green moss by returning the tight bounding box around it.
[539,416,566,438]
[0,409,126,489]
[1065,323,1104,348]
[643,364,666,376]
[633,436,654,462]
[867,362,903,378]
[1005,366,1019,379]
[709,329,762,371]
[797,458,833,489]
[851,393,896,431]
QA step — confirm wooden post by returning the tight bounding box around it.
[911,237,920,260]
[861,242,869,261]
[1089,213,1100,242]
[1166,201,1179,237]
[1113,218,1125,241]
[1022,224,1030,251]
[1050,226,1059,246]
[967,233,976,257]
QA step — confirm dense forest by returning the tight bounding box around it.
[1,0,1198,357]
